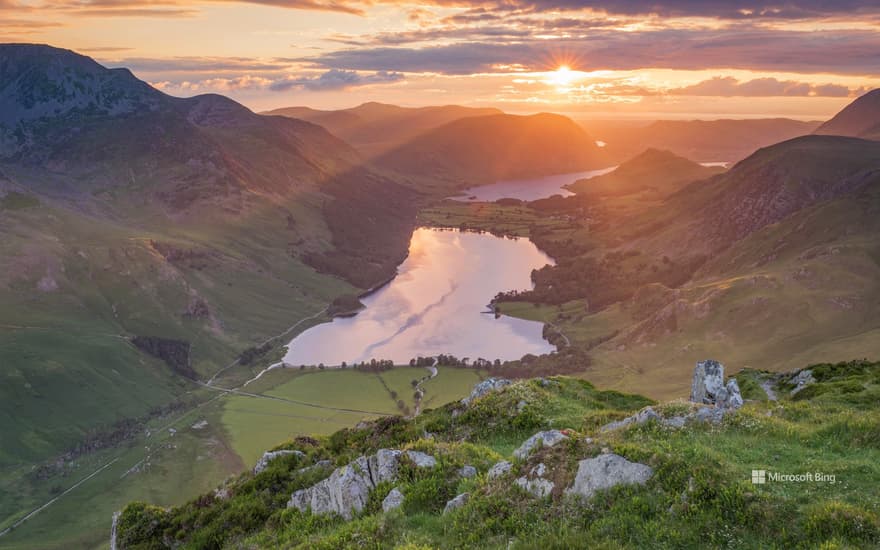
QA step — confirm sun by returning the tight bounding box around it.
[548,65,575,87]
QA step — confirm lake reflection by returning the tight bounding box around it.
[283,228,555,366]
[456,167,616,202]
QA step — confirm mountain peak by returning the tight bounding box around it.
[0,43,162,131]
[814,88,880,140]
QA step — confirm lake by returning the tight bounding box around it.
[282,228,555,367]
[455,166,617,202]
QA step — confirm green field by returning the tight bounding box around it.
[0,364,485,549]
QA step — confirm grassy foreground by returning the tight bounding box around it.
[117,360,880,549]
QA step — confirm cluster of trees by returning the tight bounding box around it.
[408,355,503,368]
[238,342,272,366]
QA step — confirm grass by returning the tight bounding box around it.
[116,360,880,549]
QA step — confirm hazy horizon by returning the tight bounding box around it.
[3,0,879,120]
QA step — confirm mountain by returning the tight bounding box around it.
[814,88,880,140]
[0,45,420,477]
[376,112,608,187]
[566,148,725,199]
[586,118,819,164]
[114,360,880,549]
[264,102,502,159]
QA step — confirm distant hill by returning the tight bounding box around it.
[585,118,819,164]
[264,102,502,158]
[376,112,608,186]
[566,148,724,199]
[814,88,880,140]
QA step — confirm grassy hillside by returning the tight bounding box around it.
[116,360,880,549]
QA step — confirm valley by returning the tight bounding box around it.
[1,43,880,549]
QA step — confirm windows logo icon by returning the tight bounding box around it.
[751,470,766,484]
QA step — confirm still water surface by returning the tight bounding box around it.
[456,167,617,202]
[283,228,555,366]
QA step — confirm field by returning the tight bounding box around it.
[0,364,486,549]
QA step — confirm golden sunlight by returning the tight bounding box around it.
[548,65,575,87]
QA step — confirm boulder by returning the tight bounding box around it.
[254,449,305,474]
[382,487,405,512]
[443,492,470,514]
[461,378,512,405]
[689,360,743,410]
[457,465,477,478]
[513,430,569,459]
[565,453,653,501]
[288,448,437,520]
[487,460,512,480]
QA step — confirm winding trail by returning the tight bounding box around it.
[413,365,439,416]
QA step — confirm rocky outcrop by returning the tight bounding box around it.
[513,430,569,460]
[457,465,477,478]
[565,453,653,501]
[443,492,470,514]
[287,449,437,520]
[515,463,554,498]
[789,369,815,396]
[382,487,405,512]
[254,449,305,474]
[487,460,512,480]
[690,360,743,410]
[461,378,511,405]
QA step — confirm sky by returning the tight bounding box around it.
[2,1,879,119]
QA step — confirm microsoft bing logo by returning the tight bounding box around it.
[751,470,766,484]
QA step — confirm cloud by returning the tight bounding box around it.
[105,56,293,73]
[269,68,404,91]
[669,76,858,97]
[151,69,404,94]
[304,28,880,76]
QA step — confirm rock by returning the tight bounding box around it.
[458,465,477,478]
[443,492,470,514]
[514,462,554,498]
[661,416,687,429]
[690,359,727,405]
[600,406,661,432]
[288,448,437,520]
[513,430,569,460]
[295,460,332,476]
[515,476,555,498]
[461,378,512,405]
[254,450,305,474]
[789,369,815,396]
[689,359,743,410]
[382,487,405,512]
[723,379,744,409]
[213,487,232,500]
[565,453,653,501]
[405,450,437,469]
[693,406,725,424]
[488,460,512,479]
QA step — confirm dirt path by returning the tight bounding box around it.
[413,365,439,416]
[206,306,328,386]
